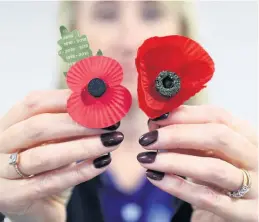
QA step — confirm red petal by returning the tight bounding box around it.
[138,75,165,118]
[136,35,214,82]
[136,35,215,118]
[142,46,185,82]
[67,86,132,128]
[180,61,214,89]
[94,56,123,87]
[138,70,168,111]
[67,56,123,92]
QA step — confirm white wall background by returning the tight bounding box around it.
[0,1,257,127]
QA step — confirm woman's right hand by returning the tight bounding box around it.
[0,90,124,222]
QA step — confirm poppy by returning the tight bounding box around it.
[135,35,215,119]
[67,56,132,128]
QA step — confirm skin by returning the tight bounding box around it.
[75,0,182,192]
[146,105,258,222]
[0,1,257,222]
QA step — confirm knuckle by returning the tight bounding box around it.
[31,171,60,198]
[74,166,90,182]
[208,123,231,148]
[166,176,186,195]
[24,117,45,140]
[32,174,49,198]
[23,91,42,110]
[78,139,89,152]
[206,159,228,182]
[23,113,52,140]
[197,187,221,209]
[204,105,231,124]
[25,148,46,172]
[77,139,96,157]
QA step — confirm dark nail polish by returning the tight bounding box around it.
[103,122,120,131]
[146,169,165,181]
[139,130,158,146]
[93,153,111,168]
[151,113,169,121]
[101,131,124,147]
[137,152,157,163]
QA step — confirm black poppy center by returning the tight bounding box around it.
[87,78,107,98]
[162,76,174,88]
[155,71,181,98]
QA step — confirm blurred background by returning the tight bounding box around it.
[0,1,257,127]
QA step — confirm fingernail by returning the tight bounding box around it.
[93,153,111,168]
[137,152,157,163]
[101,131,124,147]
[151,113,169,121]
[103,122,120,131]
[146,169,164,181]
[139,130,158,146]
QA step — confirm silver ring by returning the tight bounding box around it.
[227,169,252,198]
[9,152,34,178]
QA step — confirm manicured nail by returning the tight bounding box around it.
[93,153,111,168]
[139,130,158,146]
[151,113,169,121]
[146,169,164,181]
[101,131,124,147]
[137,152,157,163]
[103,122,120,131]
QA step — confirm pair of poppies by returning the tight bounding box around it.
[67,35,215,129]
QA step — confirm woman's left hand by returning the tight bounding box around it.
[137,105,258,222]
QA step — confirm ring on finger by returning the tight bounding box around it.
[227,169,252,198]
[9,152,34,178]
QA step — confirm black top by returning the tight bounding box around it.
[0,177,193,222]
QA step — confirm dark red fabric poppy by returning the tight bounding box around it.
[67,56,132,128]
[136,35,215,119]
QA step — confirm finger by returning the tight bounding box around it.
[28,154,112,200]
[137,152,257,198]
[146,172,253,222]
[0,113,118,153]
[0,89,71,133]
[139,124,257,169]
[2,154,112,211]
[0,131,123,179]
[148,119,158,132]
[149,105,257,146]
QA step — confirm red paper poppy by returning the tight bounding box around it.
[136,35,215,119]
[67,56,132,128]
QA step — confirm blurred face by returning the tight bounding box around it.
[76,1,182,97]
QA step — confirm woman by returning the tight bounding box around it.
[0,1,257,222]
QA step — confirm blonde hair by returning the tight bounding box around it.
[57,1,208,105]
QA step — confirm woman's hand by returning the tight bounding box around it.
[0,90,123,222]
[137,105,258,222]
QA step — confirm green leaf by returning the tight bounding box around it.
[63,72,67,76]
[57,25,93,74]
[96,49,103,56]
[60,26,69,37]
